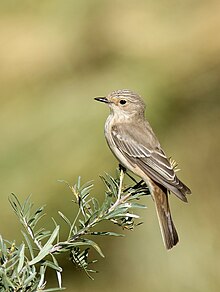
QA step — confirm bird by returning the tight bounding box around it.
[94,89,191,249]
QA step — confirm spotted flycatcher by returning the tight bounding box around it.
[95,89,191,249]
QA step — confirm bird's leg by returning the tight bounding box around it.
[117,165,125,201]
[118,164,146,194]
[133,179,145,189]
[118,164,149,196]
[118,164,138,184]
[118,163,126,172]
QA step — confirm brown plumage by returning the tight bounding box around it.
[95,89,191,249]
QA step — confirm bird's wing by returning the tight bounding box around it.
[111,123,190,201]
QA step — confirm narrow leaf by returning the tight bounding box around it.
[21,231,34,259]
[90,231,124,237]
[82,239,105,258]
[17,243,25,273]
[58,211,71,227]
[29,226,60,265]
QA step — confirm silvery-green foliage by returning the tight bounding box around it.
[0,169,149,291]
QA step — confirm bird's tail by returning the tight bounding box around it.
[152,183,179,250]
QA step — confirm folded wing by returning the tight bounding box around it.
[111,124,191,201]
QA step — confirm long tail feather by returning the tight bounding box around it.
[152,183,179,249]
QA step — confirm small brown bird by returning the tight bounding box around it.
[95,89,191,249]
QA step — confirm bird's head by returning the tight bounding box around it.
[94,89,146,118]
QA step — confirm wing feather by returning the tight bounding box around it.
[111,124,190,201]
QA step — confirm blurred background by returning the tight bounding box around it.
[0,0,220,291]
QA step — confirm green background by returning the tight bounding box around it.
[0,1,220,291]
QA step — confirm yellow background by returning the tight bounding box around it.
[0,1,220,291]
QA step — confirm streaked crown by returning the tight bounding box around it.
[106,89,146,115]
[107,89,143,103]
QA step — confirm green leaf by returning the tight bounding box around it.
[5,257,19,272]
[112,213,140,219]
[23,272,37,287]
[118,202,146,209]
[90,231,124,237]
[58,179,71,188]
[28,206,46,228]
[17,243,25,274]
[38,264,47,288]
[99,193,112,214]
[44,260,62,272]
[2,274,16,290]
[58,211,71,227]
[42,288,65,291]
[100,174,118,197]
[81,239,105,258]
[105,207,128,219]
[22,194,33,217]
[51,254,63,288]
[84,210,99,226]
[80,182,94,199]
[127,202,147,209]
[29,226,60,265]
[9,193,22,214]
[44,225,60,247]
[35,230,52,242]
[21,231,34,259]
[76,176,81,189]
[92,197,99,211]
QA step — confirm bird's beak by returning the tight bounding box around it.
[94,97,109,103]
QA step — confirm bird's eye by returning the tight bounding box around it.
[119,99,127,105]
